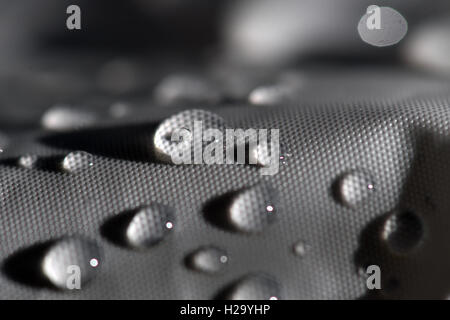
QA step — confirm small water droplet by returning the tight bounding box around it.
[219,273,281,300]
[154,109,226,162]
[41,237,102,290]
[61,151,94,174]
[228,183,278,233]
[153,74,221,106]
[336,170,375,208]
[121,204,175,249]
[41,105,97,131]
[382,210,424,254]
[17,154,39,169]
[186,246,229,274]
[292,241,309,258]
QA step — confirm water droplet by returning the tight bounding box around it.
[41,105,97,131]
[248,85,293,106]
[41,237,102,290]
[120,204,175,249]
[153,74,221,106]
[336,170,375,208]
[154,109,226,162]
[61,151,94,174]
[228,183,278,233]
[219,273,281,300]
[292,241,309,258]
[17,154,39,169]
[358,6,408,47]
[382,210,424,254]
[186,246,228,274]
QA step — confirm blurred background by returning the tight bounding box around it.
[1,0,450,129]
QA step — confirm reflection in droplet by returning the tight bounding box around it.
[153,74,221,106]
[154,109,226,163]
[382,210,424,254]
[220,273,281,300]
[124,204,175,249]
[17,154,39,169]
[336,170,375,208]
[228,183,278,233]
[41,237,102,290]
[186,246,228,274]
[357,6,408,47]
[41,105,97,131]
[61,151,94,174]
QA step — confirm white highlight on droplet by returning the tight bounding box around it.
[165,222,174,229]
[89,258,99,268]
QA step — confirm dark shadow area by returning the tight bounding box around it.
[40,122,164,164]
[213,273,279,300]
[100,210,136,248]
[2,241,56,289]
[214,279,238,300]
[203,190,238,232]
[0,155,65,173]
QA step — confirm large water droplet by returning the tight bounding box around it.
[228,183,278,233]
[102,204,175,249]
[17,154,39,169]
[186,246,228,274]
[153,74,222,106]
[382,210,424,254]
[41,237,102,290]
[154,109,226,163]
[335,170,375,208]
[41,105,97,131]
[61,151,94,173]
[125,204,175,249]
[358,6,408,47]
[218,273,281,300]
